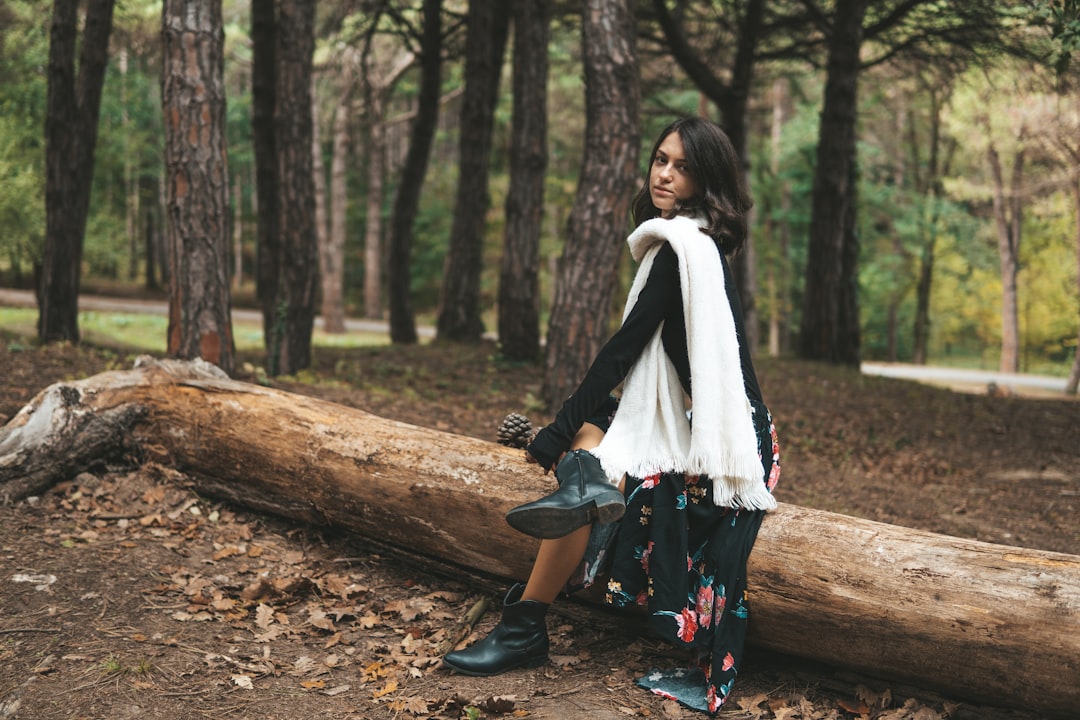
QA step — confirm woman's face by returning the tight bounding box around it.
[649,131,697,218]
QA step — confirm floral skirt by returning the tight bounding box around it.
[571,400,780,714]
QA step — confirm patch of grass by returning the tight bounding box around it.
[0,307,389,354]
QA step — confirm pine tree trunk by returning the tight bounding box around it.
[161,0,235,375]
[40,0,115,343]
[798,0,867,365]
[363,90,386,321]
[323,96,350,332]
[722,0,764,354]
[988,142,1023,374]
[436,0,510,342]
[497,0,550,362]
[388,0,442,344]
[1067,172,1080,395]
[541,0,640,409]
[312,76,332,329]
[273,0,317,375]
[232,176,244,289]
[251,0,280,357]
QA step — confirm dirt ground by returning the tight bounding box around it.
[1,337,1077,720]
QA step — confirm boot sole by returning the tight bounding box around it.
[441,652,549,677]
[505,496,625,539]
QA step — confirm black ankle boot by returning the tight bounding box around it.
[442,584,549,676]
[505,449,625,539]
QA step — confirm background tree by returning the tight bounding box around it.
[541,0,640,409]
[161,0,234,374]
[388,0,442,344]
[647,0,771,350]
[39,0,115,342]
[985,113,1025,374]
[360,33,414,321]
[271,0,318,375]
[497,0,551,362]
[436,0,510,341]
[251,0,280,361]
[798,0,867,366]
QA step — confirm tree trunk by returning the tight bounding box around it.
[388,0,442,344]
[541,0,640,409]
[1,359,1078,720]
[40,0,115,343]
[273,0,318,375]
[363,88,386,321]
[987,141,1023,374]
[324,90,350,332]
[251,0,280,356]
[161,0,235,375]
[911,83,954,367]
[361,46,414,323]
[311,74,333,330]
[1067,172,1080,395]
[144,193,159,291]
[798,0,867,366]
[232,175,244,289]
[498,0,550,362]
[722,0,764,355]
[766,78,791,358]
[436,0,510,342]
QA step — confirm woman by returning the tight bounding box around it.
[443,117,781,714]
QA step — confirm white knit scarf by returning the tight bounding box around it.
[590,215,776,511]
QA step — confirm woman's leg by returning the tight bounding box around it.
[442,424,611,675]
[521,423,605,604]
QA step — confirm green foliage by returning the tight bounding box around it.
[0,0,49,276]
[1029,0,1080,77]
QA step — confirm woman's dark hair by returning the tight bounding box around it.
[631,117,753,254]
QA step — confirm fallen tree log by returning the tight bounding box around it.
[1,358,1077,717]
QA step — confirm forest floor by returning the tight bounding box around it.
[1,336,1078,720]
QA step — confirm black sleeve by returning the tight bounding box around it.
[526,243,682,471]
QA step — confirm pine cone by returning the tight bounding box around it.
[497,413,535,449]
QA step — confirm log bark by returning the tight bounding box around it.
[1,359,1078,718]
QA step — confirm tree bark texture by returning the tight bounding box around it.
[541,0,640,409]
[987,141,1023,374]
[251,0,280,353]
[388,0,442,344]
[497,0,551,362]
[798,0,867,366]
[40,0,115,343]
[161,0,236,375]
[273,0,318,375]
[361,45,415,322]
[435,0,510,342]
[311,76,332,329]
[1068,172,1080,395]
[363,87,386,322]
[1,359,1078,719]
[912,85,953,367]
[324,89,351,333]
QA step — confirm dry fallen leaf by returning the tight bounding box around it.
[300,679,326,689]
[231,675,254,689]
[837,697,871,714]
[255,603,275,629]
[372,679,399,698]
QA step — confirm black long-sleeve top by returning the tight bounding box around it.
[526,239,764,472]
